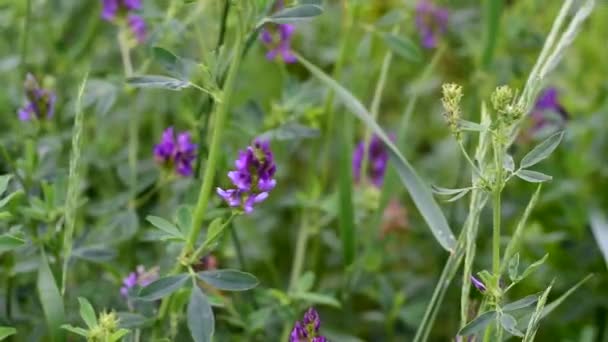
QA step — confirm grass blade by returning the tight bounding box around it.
[338,109,355,266]
[590,211,608,269]
[481,0,503,69]
[38,250,65,342]
[61,73,88,294]
[296,53,456,252]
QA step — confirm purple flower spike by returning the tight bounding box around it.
[353,134,391,187]
[217,139,276,214]
[123,0,142,10]
[154,127,197,177]
[290,307,327,342]
[128,14,147,44]
[530,87,568,132]
[471,276,486,293]
[17,73,56,122]
[120,265,159,298]
[101,0,119,21]
[415,0,449,49]
[260,23,297,63]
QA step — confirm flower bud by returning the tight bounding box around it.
[441,83,463,139]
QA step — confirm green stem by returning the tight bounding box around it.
[230,223,246,270]
[156,10,245,327]
[287,214,309,292]
[20,0,32,77]
[492,139,503,275]
[360,27,395,184]
[185,19,244,253]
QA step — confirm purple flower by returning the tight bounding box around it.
[120,265,159,298]
[216,140,276,214]
[153,127,197,177]
[290,307,327,342]
[471,276,486,293]
[415,0,449,49]
[128,14,147,43]
[353,134,391,187]
[260,24,297,63]
[530,87,568,132]
[101,0,142,21]
[17,73,56,121]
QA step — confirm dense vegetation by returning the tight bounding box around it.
[0,0,607,341]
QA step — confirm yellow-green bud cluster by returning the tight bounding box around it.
[441,83,463,140]
[491,85,524,127]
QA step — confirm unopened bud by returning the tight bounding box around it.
[441,83,463,139]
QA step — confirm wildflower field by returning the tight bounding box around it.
[1,0,608,341]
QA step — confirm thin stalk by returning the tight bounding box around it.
[492,138,503,275]
[319,0,356,187]
[20,0,32,77]
[185,18,244,253]
[157,9,245,326]
[217,0,231,50]
[230,223,246,270]
[287,214,309,292]
[359,28,395,184]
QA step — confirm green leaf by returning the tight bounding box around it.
[523,282,553,342]
[0,327,16,340]
[590,210,608,269]
[0,175,11,196]
[458,119,485,132]
[146,216,184,240]
[202,218,225,250]
[37,250,65,342]
[176,206,193,235]
[296,53,456,252]
[109,329,130,342]
[500,313,524,337]
[431,185,472,196]
[517,254,548,282]
[503,294,539,312]
[381,33,422,62]
[508,253,520,281]
[445,189,471,202]
[258,122,319,141]
[266,5,323,24]
[0,190,24,209]
[516,169,552,183]
[77,297,97,329]
[126,75,190,91]
[291,292,341,308]
[458,311,497,336]
[295,271,315,292]
[481,0,503,68]
[520,131,564,169]
[116,312,153,329]
[541,274,593,318]
[0,233,25,254]
[152,47,182,78]
[197,269,259,291]
[138,274,189,301]
[187,286,215,342]
[60,325,88,337]
[504,154,515,172]
[502,185,542,268]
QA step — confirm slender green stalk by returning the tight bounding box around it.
[230,223,246,270]
[20,0,32,77]
[359,29,395,183]
[185,19,244,253]
[61,73,89,294]
[492,138,503,275]
[156,10,245,328]
[287,214,309,292]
